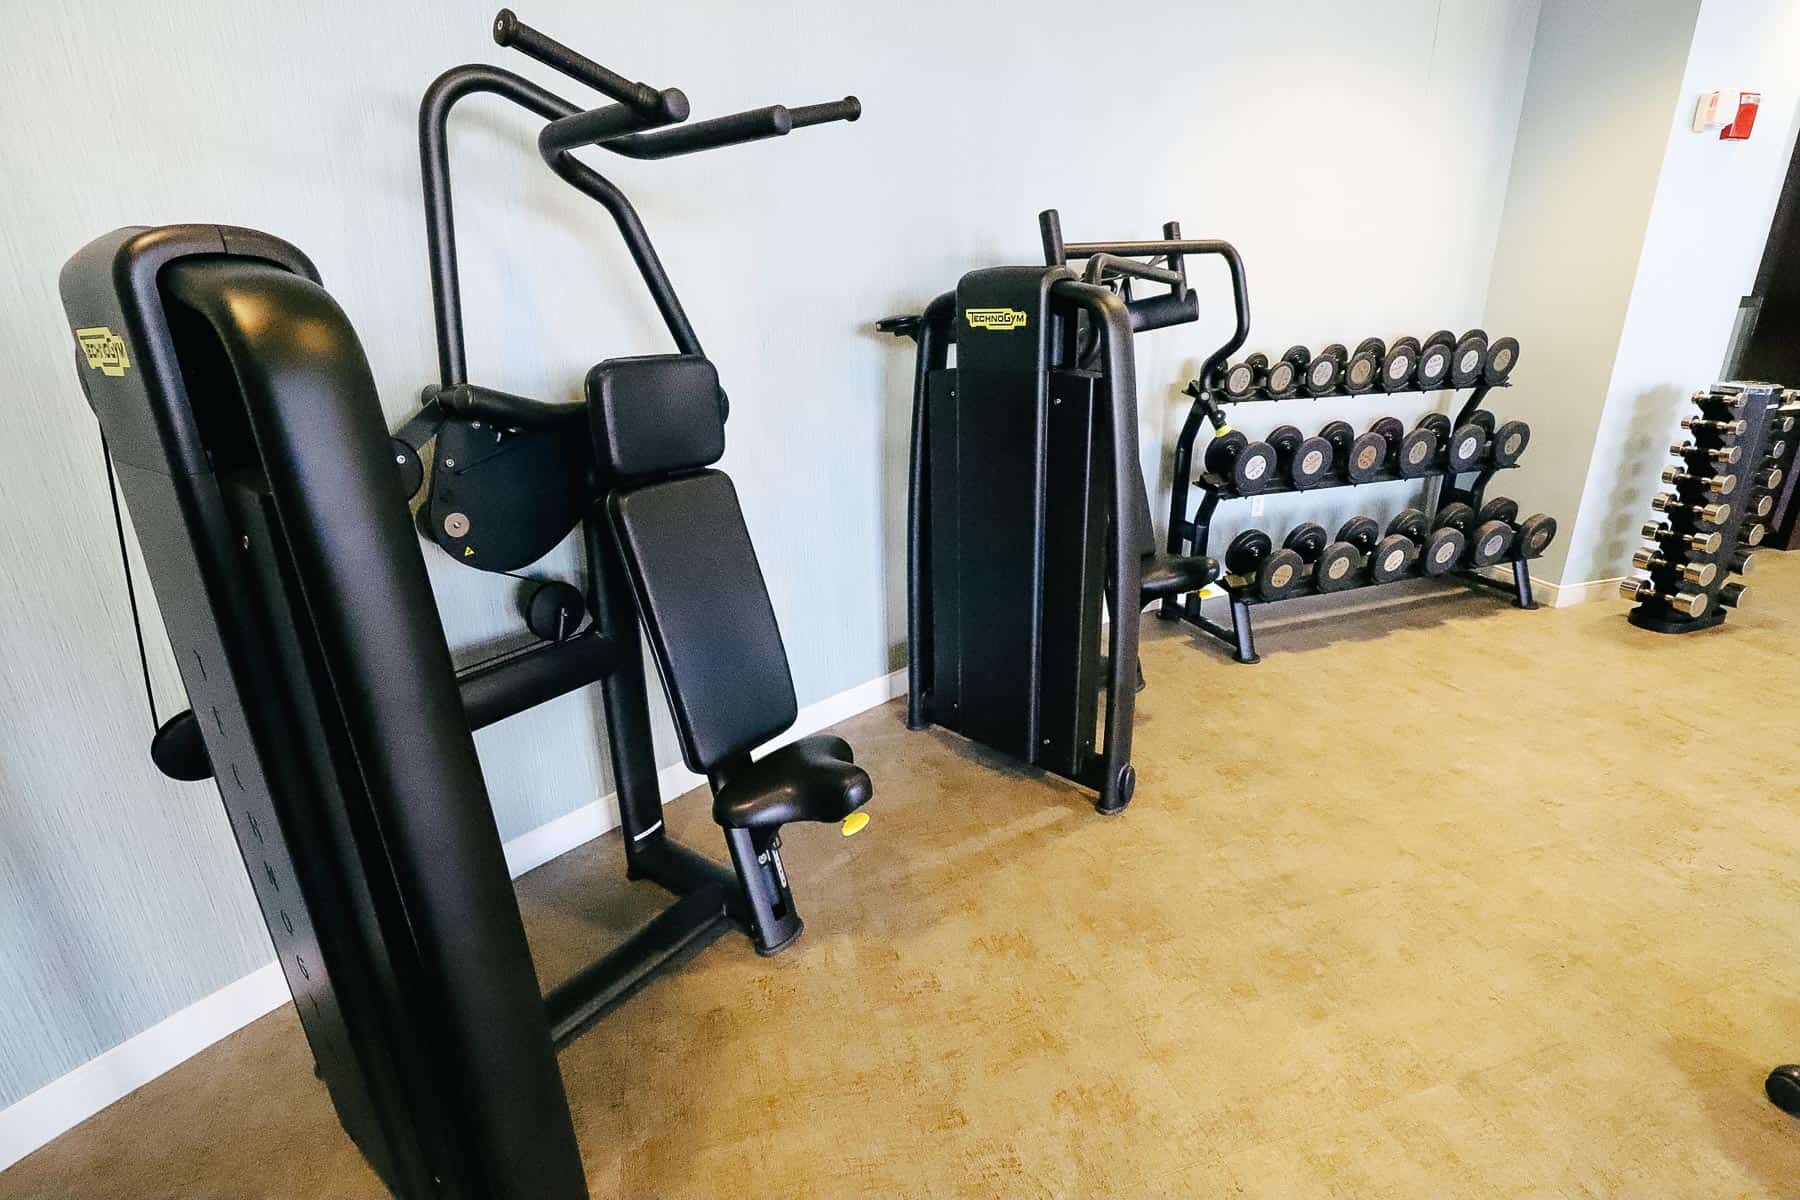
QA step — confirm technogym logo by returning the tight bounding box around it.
[964,307,1028,332]
[75,327,131,377]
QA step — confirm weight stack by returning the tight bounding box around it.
[1624,382,1781,633]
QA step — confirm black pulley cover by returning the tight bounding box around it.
[427,417,590,573]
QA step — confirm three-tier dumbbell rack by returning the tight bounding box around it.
[1624,382,1783,632]
[1161,364,1536,664]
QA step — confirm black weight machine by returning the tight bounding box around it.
[61,12,865,1198]
[879,211,1244,812]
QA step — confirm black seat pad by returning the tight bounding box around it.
[713,735,872,830]
[1139,553,1219,605]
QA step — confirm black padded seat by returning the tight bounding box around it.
[713,735,871,830]
[1139,552,1219,605]
[608,471,796,769]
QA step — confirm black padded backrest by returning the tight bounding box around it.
[587,354,725,478]
[608,470,798,771]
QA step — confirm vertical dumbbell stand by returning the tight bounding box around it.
[1626,383,1780,634]
[1162,377,1535,664]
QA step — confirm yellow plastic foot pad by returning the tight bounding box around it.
[841,811,870,837]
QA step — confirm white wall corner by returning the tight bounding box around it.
[1476,563,1624,607]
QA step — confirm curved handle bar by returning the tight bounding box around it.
[1062,237,1249,392]
[438,383,587,430]
[493,8,666,114]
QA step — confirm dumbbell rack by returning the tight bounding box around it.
[1624,382,1782,633]
[1162,375,1534,664]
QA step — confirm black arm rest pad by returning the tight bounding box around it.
[713,734,872,830]
[587,354,725,478]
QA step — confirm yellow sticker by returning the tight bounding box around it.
[463,546,475,557]
[1216,424,1232,436]
[841,811,870,837]
[965,307,1029,332]
[75,327,130,377]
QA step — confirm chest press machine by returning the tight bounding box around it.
[60,11,866,1198]
[880,211,1245,812]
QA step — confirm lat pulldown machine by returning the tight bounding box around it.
[60,12,865,1198]
[880,211,1246,812]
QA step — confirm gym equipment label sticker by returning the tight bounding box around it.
[965,307,1029,332]
[76,327,130,376]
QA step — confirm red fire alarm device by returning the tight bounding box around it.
[1721,91,1760,140]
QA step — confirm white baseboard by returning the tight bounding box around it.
[0,963,289,1171]
[0,666,906,1173]
[1474,564,1623,607]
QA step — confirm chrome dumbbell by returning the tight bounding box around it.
[1640,522,1723,554]
[1729,549,1757,576]
[1743,522,1768,546]
[1745,492,1776,521]
[1620,578,1709,617]
[1681,416,1747,436]
[1660,466,1737,495]
[1720,581,1750,609]
[1753,465,1784,491]
[1650,494,1730,524]
[1630,548,1717,587]
[1692,389,1750,411]
[1671,441,1742,465]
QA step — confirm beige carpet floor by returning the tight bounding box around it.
[6,557,1800,1198]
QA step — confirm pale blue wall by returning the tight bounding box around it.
[1,0,1542,1109]
[1480,0,1703,587]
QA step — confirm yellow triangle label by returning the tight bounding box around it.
[463,546,475,557]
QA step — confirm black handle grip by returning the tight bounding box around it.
[605,104,793,160]
[538,90,689,156]
[1127,291,1200,333]
[787,96,861,128]
[493,8,664,114]
[604,95,860,160]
